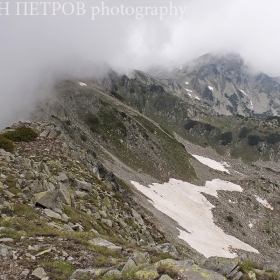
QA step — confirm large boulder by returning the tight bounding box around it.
[88,238,122,251]
[135,266,159,280]
[70,269,100,279]
[155,243,180,258]
[203,257,240,277]
[132,251,150,266]
[74,179,92,192]
[155,259,225,280]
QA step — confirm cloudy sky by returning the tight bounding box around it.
[1,0,280,127]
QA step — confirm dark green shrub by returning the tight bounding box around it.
[0,136,14,152]
[85,113,100,133]
[239,127,250,138]
[116,122,127,136]
[248,135,263,146]
[204,123,215,132]
[80,134,87,141]
[220,132,232,145]
[227,215,233,222]
[184,120,199,130]
[2,126,37,142]
[120,111,127,118]
[266,133,280,144]
[110,91,125,102]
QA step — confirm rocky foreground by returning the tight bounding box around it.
[0,122,279,280]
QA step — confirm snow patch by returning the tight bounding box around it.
[185,88,192,93]
[255,195,273,210]
[132,178,259,258]
[188,93,192,97]
[249,100,254,109]
[185,82,189,85]
[248,222,253,229]
[239,89,247,96]
[195,96,200,100]
[208,86,214,91]
[192,154,230,173]
[78,82,87,87]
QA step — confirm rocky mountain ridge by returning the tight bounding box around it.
[149,53,280,117]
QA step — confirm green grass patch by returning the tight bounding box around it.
[2,126,37,142]
[0,136,14,152]
[39,260,75,280]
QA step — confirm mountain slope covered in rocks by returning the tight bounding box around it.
[1,58,280,279]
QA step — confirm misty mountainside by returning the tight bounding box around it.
[149,53,280,117]
[99,65,280,162]
[1,71,280,279]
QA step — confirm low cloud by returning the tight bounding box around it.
[1,0,280,128]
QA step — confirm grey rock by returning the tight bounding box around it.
[34,191,63,210]
[135,265,159,280]
[155,243,180,258]
[122,258,137,272]
[104,270,121,277]
[71,223,84,232]
[70,268,100,279]
[132,251,150,265]
[40,129,51,137]
[232,272,243,280]
[44,209,62,220]
[47,128,58,139]
[55,172,68,183]
[62,224,74,231]
[132,209,145,226]
[101,218,113,227]
[155,259,225,280]
[0,245,11,258]
[19,269,30,279]
[203,257,239,276]
[90,228,99,235]
[31,267,47,279]
[3,190,15,198]
[263,261,279,272]
[88,237,122,251]
[159,275,173,280]
[74,179,92,192]
[30,180,47,193]
[59,184,72,205]
[75,190,87,198]
[0,238,13,243]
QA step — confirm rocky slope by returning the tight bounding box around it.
[0,121,240,280]
[1,63,280,279]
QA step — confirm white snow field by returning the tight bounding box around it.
[78,82,87,86]
[208,85,214,91]
[132,178,259,258]
[192,154,230,173]
[255,195,274,210]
